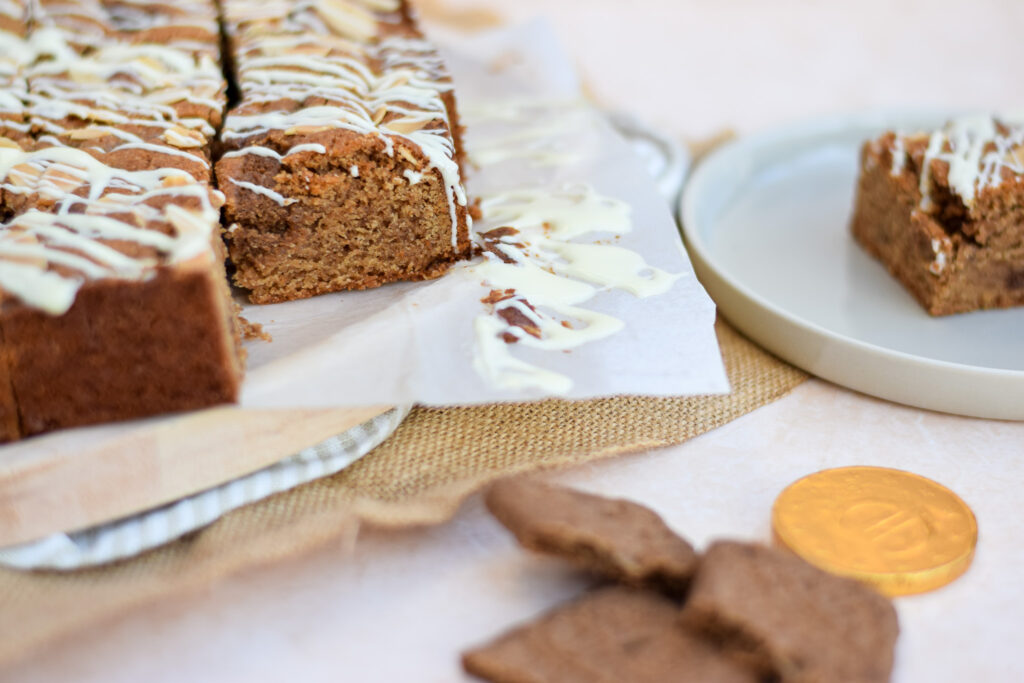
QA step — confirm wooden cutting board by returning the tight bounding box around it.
[0,405,391,547]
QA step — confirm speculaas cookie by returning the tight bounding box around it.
[463,586,760,683]
[484,477,698,593]
[680,541,899,683]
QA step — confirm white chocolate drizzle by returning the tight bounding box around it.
[0,192,221,315]
[286,143,328,156]
[890,134,906,177]
[471,184,680,394]
[471,315,574,394]
[916,115,1024,210]
[480,184,631,240]
[929,236,951,276]
[227,177,297,206]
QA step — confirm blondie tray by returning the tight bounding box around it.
[0,0,468,442]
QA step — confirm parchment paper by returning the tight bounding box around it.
[239,20,728,408]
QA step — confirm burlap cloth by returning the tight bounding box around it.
[0,316,805,666]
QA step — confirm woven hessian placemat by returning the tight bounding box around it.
[0,317,806,667]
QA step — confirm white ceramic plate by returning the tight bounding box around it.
[681,111,1024,420]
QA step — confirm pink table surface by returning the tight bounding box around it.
[8,1,1024,681]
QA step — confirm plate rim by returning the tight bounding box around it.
[680,109,1024,420]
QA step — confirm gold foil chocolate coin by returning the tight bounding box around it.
[772,466,977,597]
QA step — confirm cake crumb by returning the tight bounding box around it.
[240,316,271,342]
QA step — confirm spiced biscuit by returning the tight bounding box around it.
[680,541,899,683]
[463,587,760,683]
[484,478,698,593]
